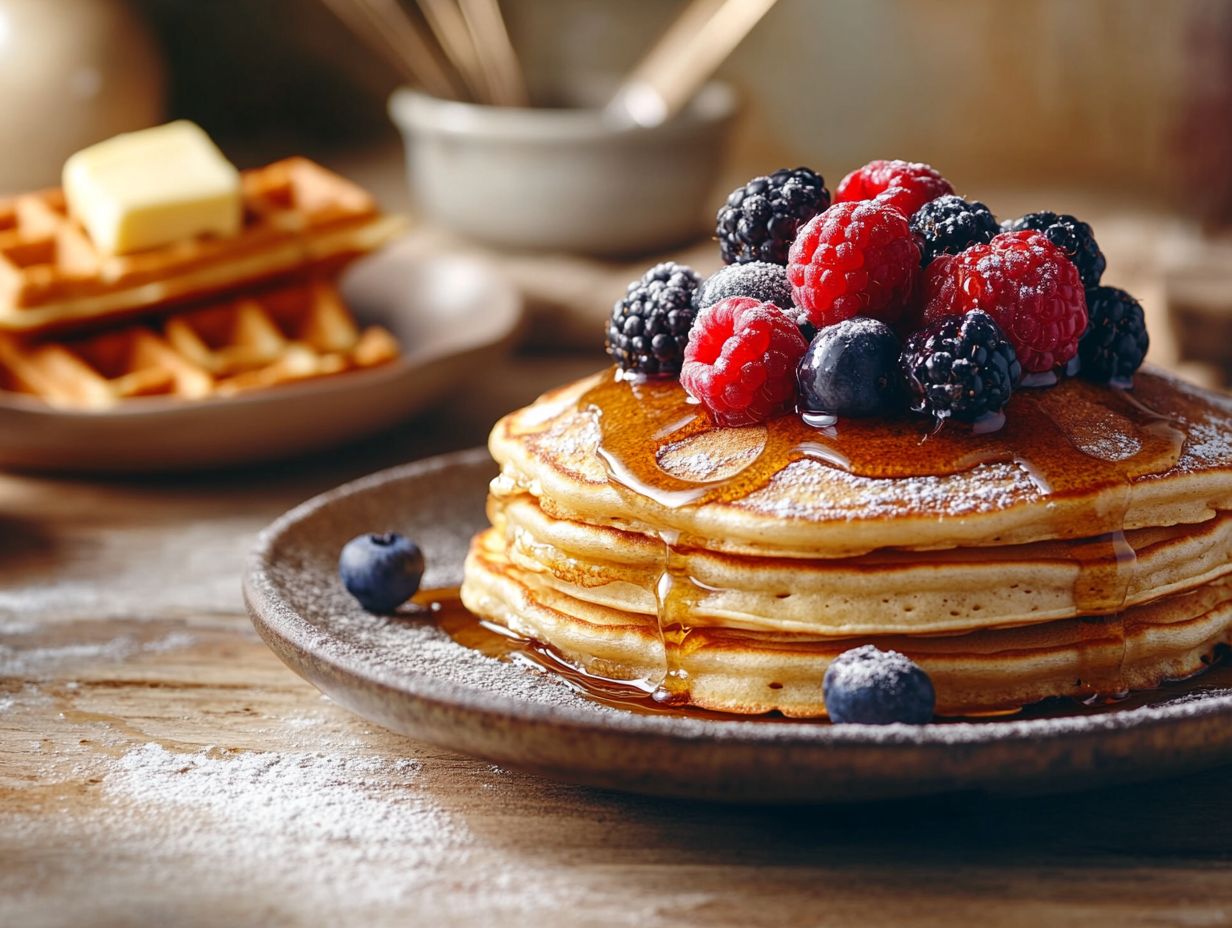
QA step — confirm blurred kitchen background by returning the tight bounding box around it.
[2,0,1230,389]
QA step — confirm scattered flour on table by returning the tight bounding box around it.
[0,618,38,635]
[0,683,51,713]
[0,630,198,678]
[98,742,470,906]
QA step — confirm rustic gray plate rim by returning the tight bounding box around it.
[245,447,1232,751]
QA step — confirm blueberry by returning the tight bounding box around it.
[338,532,425,613]
[822,645,935,724]
[796,317,902,419]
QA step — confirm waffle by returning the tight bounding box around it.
[0,157,406,334]
[0,279,399,409]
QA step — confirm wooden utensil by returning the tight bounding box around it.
[320,0,465,100]
[608,0,778,126]
[457,0,529,107]
[416,0,493,102]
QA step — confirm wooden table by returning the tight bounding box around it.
[4,351,1231,928]
[6,157,1232,927]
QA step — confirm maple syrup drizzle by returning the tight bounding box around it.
[577,367,1190,705]
[426,588,1232,721]
[425,588,757,720]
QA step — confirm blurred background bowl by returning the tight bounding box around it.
[388,79,737,256]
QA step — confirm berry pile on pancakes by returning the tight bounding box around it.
[461,160,1232,719]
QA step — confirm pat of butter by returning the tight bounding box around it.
[63,120,242,255]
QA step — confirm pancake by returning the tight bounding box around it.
[463,528,1232,717]
[493,494,1232,635]
[460,365,1232,717]
[490,368,1232,557]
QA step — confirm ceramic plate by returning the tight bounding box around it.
[0,243,522,472]
[245,449,1232,803]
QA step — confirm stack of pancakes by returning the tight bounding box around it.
[0,158,404,408]
[461,367,1232,717]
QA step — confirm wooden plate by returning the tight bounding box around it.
[244,449,1232,803]
[0,243,522,472]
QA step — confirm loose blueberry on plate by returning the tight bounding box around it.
[338,532,425,613]
[822,644,936,724]
[796,317,902,420]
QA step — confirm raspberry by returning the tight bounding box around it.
[715,167,830,265]
[1001,211,1106,288]
[786,200,920,328]
[606,262,701,377]
[922,231,1088,373]
[1079,285,1150,384]
[680,297,808,427]
[901,309,1022,422]
[835,159,954,219]
[909,195,999,266]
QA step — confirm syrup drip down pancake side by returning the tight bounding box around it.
[464,531,1232,716]
[491,495,1232,635]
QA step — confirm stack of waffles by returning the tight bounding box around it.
[0,157,405,410]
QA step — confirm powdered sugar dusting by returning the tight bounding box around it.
[106,743,457,849]
[0,630,198,678]
[740,457,1037,520]
[1185,420,1232,469]
[13,742,474,914]
[1071,430,1142,462]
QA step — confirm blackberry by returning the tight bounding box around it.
[696,261,793,311]
[1001,211,1106,288]
[715,167,830,265]
[606,262,701,377]
[1079,285,1150,385]
[909,195,999,266]
[901,309,1022,422]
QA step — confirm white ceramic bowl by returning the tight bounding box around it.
[388,81,738,256]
